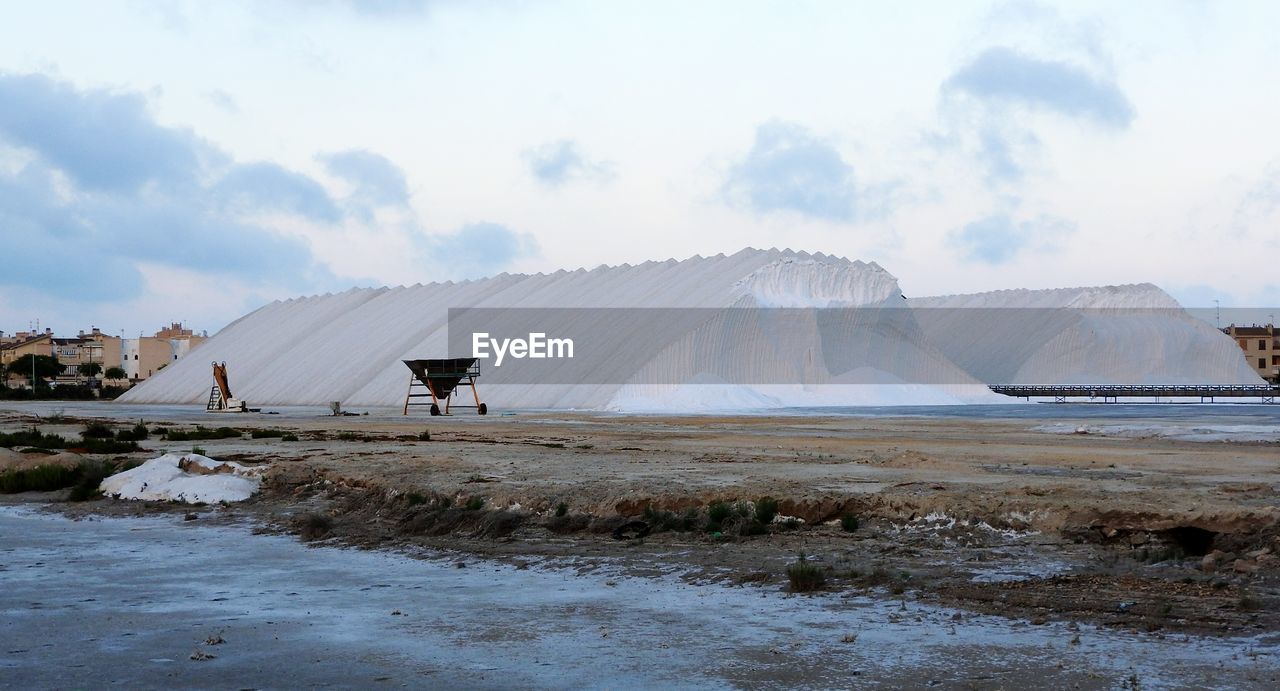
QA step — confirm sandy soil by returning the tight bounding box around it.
[4,406,1279,637]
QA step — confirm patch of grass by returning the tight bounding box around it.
[841,514,860,533]
[298,512,334,540]
[848,565,894,588]
[76,438,140,454]
[67,461,115,501]
[81,422,115,439]
[405,491,428,506]
[464,496,484,511]
[786,553,826,592]
[281,433,299,442]
[115,458,144,473]
[115,421,149,442]
[164,426,242,442]
[0,464,79,493]
[20,447,55,455]
[555,502,568,517]
[643,505,698,532]
[1238,591,1260,611]
[0,427,68,450]
[191,446,207,456]
[705,500,733,531]
[417,429,431,442]
[250,429,285,439]
[754,497,779,525]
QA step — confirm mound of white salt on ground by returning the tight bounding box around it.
[909,284,1262,385]
[100,453,265,504]
[121,248,997,409]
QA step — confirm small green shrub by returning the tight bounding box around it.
[250,429,285,439]
[417,429,431,442]
[67,461,115,501]
[99,385,128,400]
[191,446,207,456]
[786,553,826,592]
[298,512,334,540]
[464,496,484,511]
[555,502,568,517]
[705,501,733,531]
[644,505,698,532]
[164,426,241,441]
[0,464,79,493]
[78,438,139,454]
[841,515,860,533]
[115,421,149,442]
[281,433,299,442]
[81,422,115,439]
[405,491,428,506]
[0,428,68,450]
[114,458,144,473]
[754,497,779,525]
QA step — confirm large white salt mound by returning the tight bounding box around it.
[121,249,997,409]
[99,453,264,504]
[909,284,1262,385]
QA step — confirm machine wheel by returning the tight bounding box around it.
[477,403,488,415]
[430,403,441,416]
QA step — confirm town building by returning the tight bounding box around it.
[1,330,54,387]
[1223,324,1279,383]
[49,327,124,384]
[122,322,208,381]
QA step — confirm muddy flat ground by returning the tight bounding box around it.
[4,403,1280,641]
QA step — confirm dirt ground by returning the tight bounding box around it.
[4,406,1279,637]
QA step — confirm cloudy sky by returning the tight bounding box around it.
[1,0,1277,336]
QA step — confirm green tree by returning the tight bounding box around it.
[104,366,127,380]
[77,362,103,378]
[6,354,62,385]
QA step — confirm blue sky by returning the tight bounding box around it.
[0,0,1277,335]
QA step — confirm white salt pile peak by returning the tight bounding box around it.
[99,453,265,504]
[909,285,1262,386]
[120,248,1256,411]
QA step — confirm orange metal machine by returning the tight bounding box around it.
[207,361,250,412]
[402,358,487,416]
